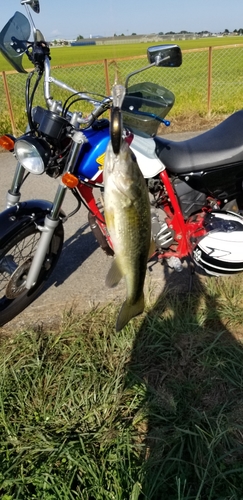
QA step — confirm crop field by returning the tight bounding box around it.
[1,37,243,135]
[0,36,242,71]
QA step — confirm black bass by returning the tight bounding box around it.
[104,140,151,332]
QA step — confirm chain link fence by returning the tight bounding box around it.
[1,45,243,135]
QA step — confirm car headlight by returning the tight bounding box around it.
[14,136,51,174]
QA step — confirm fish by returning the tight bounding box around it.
[103,139,152,332]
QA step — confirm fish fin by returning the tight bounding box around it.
[116,294,145,332]
[106,259,123,288]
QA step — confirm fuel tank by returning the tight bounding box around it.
[75,121,164,183]
[75,120,110,182]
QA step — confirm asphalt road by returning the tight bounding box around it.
[0,130,199,332]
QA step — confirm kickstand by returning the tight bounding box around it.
[147,255,161,272]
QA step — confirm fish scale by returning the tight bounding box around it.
[104,139,151,331]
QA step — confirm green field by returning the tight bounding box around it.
[1,37,243,135]
[0,36,242,72]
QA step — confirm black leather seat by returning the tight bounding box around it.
[154,110,243,174]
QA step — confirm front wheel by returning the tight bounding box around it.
[0,222,64,327]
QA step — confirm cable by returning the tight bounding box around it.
[62,91,107,117]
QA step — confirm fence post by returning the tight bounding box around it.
[2,71,16,135]
[103,59,111,96]
[207,46,213,117]
[2,71,17,136]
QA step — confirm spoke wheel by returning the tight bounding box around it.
[0,222,63,327]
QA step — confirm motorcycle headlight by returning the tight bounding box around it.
[14,136,51,174]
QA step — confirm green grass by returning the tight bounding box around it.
[0,36,239,73]
[0,36,241,71]
[1,38,243,135]
[1,273,243,498]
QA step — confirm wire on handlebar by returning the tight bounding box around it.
[62,91,109,119]
[26,70,42,131]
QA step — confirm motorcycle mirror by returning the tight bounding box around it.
[124,43,182,88]
[20,0,40,14]
[21,0,43,43]
[147,44,182,67]
[36,29,45,41]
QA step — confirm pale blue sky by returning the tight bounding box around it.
[2,0,243,40]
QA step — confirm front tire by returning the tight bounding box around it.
[0,222,64,327]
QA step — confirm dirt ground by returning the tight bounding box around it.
[160,112,229,135]
[0,113,231,335]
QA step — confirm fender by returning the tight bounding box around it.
[0,199,65,248]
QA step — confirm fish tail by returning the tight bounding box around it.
[116,294,145,332]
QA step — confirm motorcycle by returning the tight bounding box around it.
[1,0,243,328]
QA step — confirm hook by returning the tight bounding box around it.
[110,106,122,155]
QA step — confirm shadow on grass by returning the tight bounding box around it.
[126,265,243,499]
[2,261,243,499]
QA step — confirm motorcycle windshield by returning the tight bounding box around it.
[0,12,30,73]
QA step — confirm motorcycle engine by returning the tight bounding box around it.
[148,177,175,250]
[150,209,175,249]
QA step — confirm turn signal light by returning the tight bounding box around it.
[0,135,15,151]
[62,172,79,188]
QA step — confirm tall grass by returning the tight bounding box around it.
[1,272,243,498]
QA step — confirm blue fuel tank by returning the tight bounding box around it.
[75,121,110,182]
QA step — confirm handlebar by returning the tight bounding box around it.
[43,57,113,127]
[8,32,173,130]
[42,57,170,129]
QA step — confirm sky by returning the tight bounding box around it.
[2,0,243,41]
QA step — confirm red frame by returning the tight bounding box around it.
[76,169,208,261]
[157,170,208,259]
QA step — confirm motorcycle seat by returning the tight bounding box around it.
[154,110,243,174]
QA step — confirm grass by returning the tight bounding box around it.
[0,36,242,71]
[2,272,243,498]
[1,37,243,135]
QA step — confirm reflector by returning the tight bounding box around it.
[0,135,15,151]
[62,172,79,188]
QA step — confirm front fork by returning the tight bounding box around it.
[17,130,87,290]
[4,161,61,289]
[5,162,25,208]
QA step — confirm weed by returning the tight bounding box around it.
[1,275,243,498]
